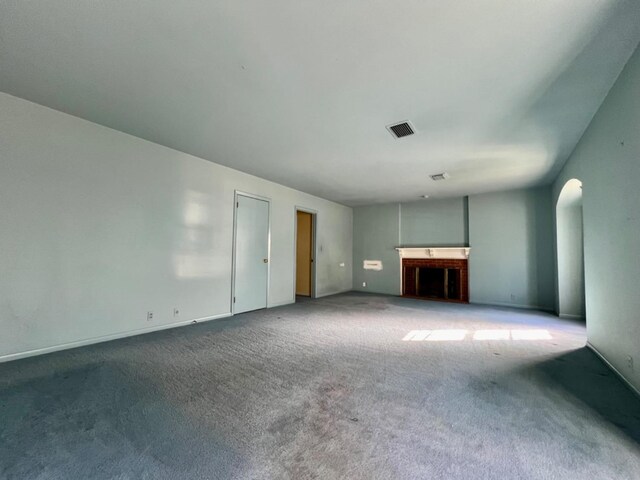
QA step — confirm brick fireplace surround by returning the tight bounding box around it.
[395,247,470,304]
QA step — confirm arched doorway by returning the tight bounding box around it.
[556,179,585,320]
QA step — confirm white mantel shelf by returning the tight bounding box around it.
[395,247,470,260]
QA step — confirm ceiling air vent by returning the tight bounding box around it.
[430,172,450,181]
[386,121,415,139]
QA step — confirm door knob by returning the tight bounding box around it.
[263,258,269,263]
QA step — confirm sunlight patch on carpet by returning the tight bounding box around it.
[402,329,552,342]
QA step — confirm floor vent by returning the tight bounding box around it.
[386,121,415,139]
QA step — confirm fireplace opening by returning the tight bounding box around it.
[416,268,461,300]
[419,268,444,299]
[402,259,468,303]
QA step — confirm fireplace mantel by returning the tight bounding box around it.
[395,247,470,260]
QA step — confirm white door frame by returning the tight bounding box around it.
[231,190,271,314]
[293,206,318,299]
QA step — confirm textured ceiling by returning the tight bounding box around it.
[1,1,639,205]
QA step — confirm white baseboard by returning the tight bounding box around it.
[0,311,232,364]
[586,341,640,399]
[315,289,351,299]
[559,313,586,320]
[1,290,354,363]
[470,300,554,313]
[268,299,294,308]
[269,289,350,306]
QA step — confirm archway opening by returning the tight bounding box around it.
[556,179,585,321]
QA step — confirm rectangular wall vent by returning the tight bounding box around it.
[430,172,450,181]
[386,121,415,138]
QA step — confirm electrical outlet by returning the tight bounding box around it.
[362,282,367,287]
[627,355,634,371]
[173,308,180,317]
[147,311,154,321]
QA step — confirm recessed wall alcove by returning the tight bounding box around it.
[396,248,470,303]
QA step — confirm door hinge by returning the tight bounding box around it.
[236,202,239,207]
[233,296,236,303]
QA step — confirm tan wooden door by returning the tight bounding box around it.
[296,211,313,296]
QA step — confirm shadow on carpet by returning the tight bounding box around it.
[522,347,640,446]
[0,360,243,479]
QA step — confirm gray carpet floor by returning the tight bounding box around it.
[1,292,640,479]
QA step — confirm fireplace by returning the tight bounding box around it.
[396,248,470,303]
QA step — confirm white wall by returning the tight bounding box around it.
[468,187,555,311]
[352,203,401,295]
[552,43,640,392]
[0,93,352,361]
[352,191,554,312]
[400,198,467,247]
[556,203,585,318]
[352,199,467,295]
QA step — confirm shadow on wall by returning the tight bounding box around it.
[521,348,640,446]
